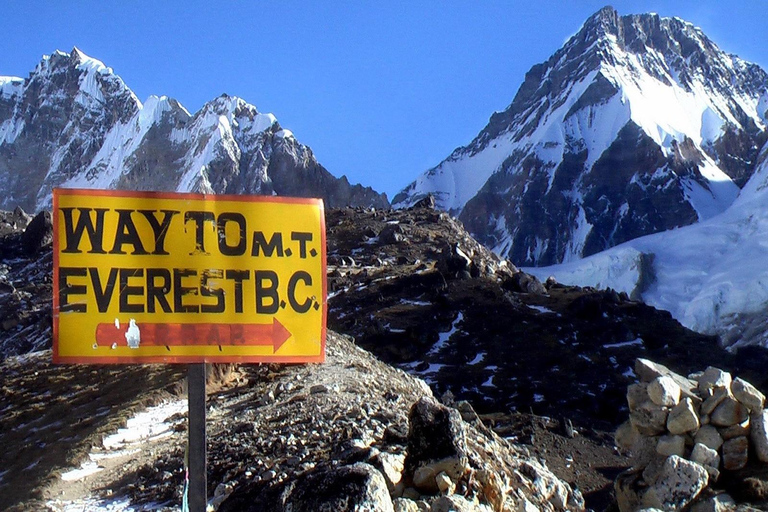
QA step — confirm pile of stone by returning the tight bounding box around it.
[615,358,768,511]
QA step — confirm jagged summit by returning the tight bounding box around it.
[0,49,388,212]
[395,8,768,267]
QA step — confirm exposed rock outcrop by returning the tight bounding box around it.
[615,358,768,510]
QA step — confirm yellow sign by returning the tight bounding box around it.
[53,189,326,364]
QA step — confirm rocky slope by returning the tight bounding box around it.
[325,203,768,430]
[0,49,388,213]
[2,332,588,512]
[4,204,768,510]
[394,7,768,267]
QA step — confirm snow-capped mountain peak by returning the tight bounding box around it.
[394,8,768,267]
[0,49,388,212]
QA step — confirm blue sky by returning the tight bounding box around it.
[2,1,766,199]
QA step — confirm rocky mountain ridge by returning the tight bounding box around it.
[0,48,388,213]
[394,7,768,267]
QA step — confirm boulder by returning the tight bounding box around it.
[710,396,748,427]
[405,398,469,493]
[689,493,736,512]
[648,375,681,407]
[635,359,698,400]
[721,436,749,471]
[667,398,700,435]
[690,443,720,479]
[701,386,729,416]
[21,210,52,255]
[641,455,709,511]
[503,271,547,295]
[718,418,750,440]
[694,425,724,451]
[696,367,732,394]
[393,498,420,512]
[631,401,669,436]
[732,377,765,413]
[627,382,650,410]
[656,435,685,457]
[750,410,768,463]
[283,462,394,512]
[380,224,406,244]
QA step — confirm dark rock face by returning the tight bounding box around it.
[0,210,52,355]
[0,50,388,213]
[21,211,52,256]
[281,463,393,512]
[405,399,468,480]
[396,8,768,266]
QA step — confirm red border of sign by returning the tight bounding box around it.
[52,188,327,364]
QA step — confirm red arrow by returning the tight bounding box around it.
[94,318,292,352]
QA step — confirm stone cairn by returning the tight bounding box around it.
[614,358,768,511]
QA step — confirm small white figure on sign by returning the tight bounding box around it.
[125,319,141,349]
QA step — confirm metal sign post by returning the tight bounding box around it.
[188,363,207,512]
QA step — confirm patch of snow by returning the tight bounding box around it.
[61,461,104,482]
[102,400,186,450]
[427,312,464,356]
[468,352,485,365]
[527,304,556,315]
[400,299,432,307]
[603,338,644,349]
[481,375,496,388]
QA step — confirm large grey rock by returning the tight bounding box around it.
[710,396,749,427]
[701,386,729,415]
[635,359,698,401]
[667,398,700,435]
[405,398,469,493]
[690,493,736,512]
[656,435,685,457]
[732,377,765,412]
[690,443,720,480]
[694,425,724,451]
[627,382,650,410]
[648,376,681,407]
[631,401,669,436]
[718,418,750,440]
[721,436,749,470]
[696,367,732,394]
[641,456,709,511]
[750,410,768,463]
[283,462,394,512]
